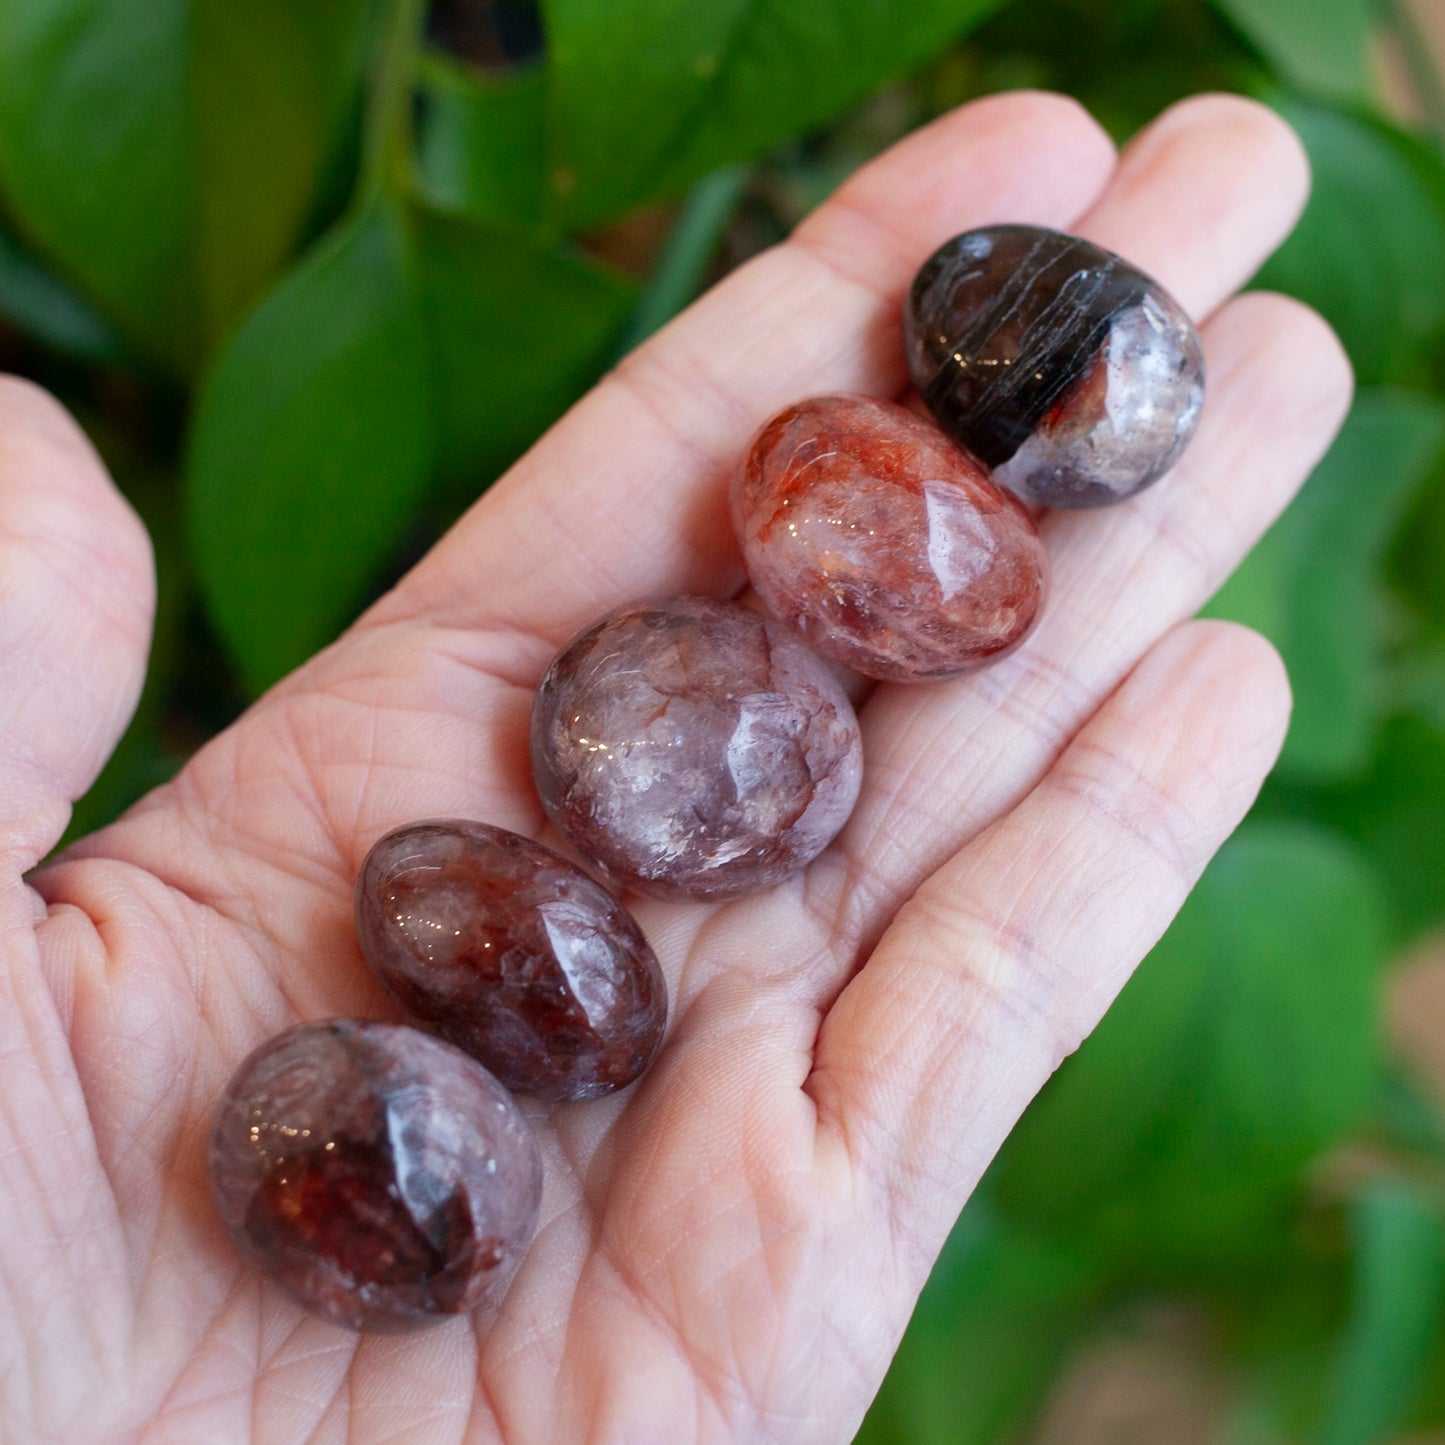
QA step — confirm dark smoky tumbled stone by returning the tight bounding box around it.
[905,224,1205,509]
[355,820,667,1102]
[208,1020,542,1332]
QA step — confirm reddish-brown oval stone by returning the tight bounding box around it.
[733,395,1047,681]
[530,596,863,900]
[208,1020,542,1332]
[355,820,667,1101]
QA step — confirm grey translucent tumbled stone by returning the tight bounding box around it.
[530,596,863,901]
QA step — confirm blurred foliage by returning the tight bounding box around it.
[994,824,1386,1280]
[1204,391,1445,780]
[1,0,1443,1438]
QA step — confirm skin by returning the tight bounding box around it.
[0,91,1350,1444]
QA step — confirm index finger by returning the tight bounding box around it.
[368,92,1116,649]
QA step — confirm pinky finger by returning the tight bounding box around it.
[807,619,1291,1262]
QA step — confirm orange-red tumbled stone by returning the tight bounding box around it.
[732,394,1047,682]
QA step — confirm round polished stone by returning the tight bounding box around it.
[733,394,1047,681]
[208,1020,542,1332]
[530,596,863,901]
[355,820,667,1101]
[905,224,1204,508]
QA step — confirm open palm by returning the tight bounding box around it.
[3,91,1348,1444]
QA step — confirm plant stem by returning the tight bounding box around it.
[1315,1179,1445,1445]
[360,0,429,208]
[614,164,751,357]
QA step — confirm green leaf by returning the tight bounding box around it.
[190,0,372,347]
[856,1207,1098,1445]
[1317,1181,1445,1445]
[1218,1245,1355,1442]
[0,211,121,362]
[413,52,549,228]
[414,207,634,487]
[0,0,192,364]
[187,201,432,694]
[994,822,1386,1276]
[1212,0,1373,100]
[969,0,1270,143]
[1204,390,1445,781]
[0,0,368,369]
[1254,101,1445,388]
[540,0,1010,228]
[1371,1065,1445,1163]
[1303,712,1445,944]
[1393,446,1445,631]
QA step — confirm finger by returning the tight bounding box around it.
[1078,92,1310,316]
[820,92,1338,950]
[0,381,154,1407]
[0,378,154,867]
[829,293,1348,951]
[808,620,1292,1256]
[368,91,1116,649]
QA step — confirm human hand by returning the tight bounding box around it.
[3,90,1349,1444]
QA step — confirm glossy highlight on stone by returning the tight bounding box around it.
[530,596,863,901]
[734,394,1048,681]
[208,1020,542,1332]
[355,820,667,1101]
[905,224,1205,508]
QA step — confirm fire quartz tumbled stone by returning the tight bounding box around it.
[530,596,863,901]
[355,820,667,1101]
[734,394,1048,681]
[208,1019,542,1332]
[905,224,1205,509]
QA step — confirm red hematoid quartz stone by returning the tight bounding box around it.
[355,820,667,1102]
[733,394,1048,681]
[208,1020,542,1332]
[530,596,864,901]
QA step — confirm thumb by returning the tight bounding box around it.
[0,378,154,869]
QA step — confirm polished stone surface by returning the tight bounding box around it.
[733,394,1047,681]
[530,596,863,900]
[356,820,667,1101]
[905,224,1204,508]
[208,1020,542,1331]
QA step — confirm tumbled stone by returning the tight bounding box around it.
[733,394,1047,681]
[905,224,1204,508]
[208,1020,542,1332]
[355,820,667,1101]
[530,596,863,900]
